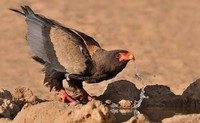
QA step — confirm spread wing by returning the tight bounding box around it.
[19,6,101,74]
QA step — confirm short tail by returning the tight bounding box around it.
[32,56,64,92]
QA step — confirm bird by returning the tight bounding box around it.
[10,6,135,103]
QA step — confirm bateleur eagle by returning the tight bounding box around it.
[10,6,135,103]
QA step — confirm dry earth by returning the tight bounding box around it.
[1,79,200,122]
[0,0,200,123]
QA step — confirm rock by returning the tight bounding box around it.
[21,103,34,110]
[182,79,200,98]
[162,114,200,123]
[119,99,132,108]
[1,79,200,123]
[182,79,200,109]
[12,87,39,109]
[0,89,20,119]
[7,102,20,118]
[0,89,12,100]
[0,87,42,119]
[12,87,38,103]
[123,114,150,123]
[13,100,116,123]
[98,80,140,103]
[118,108,133,114]
[105,100,112,105]
[0,99,20,119]
[0,102,11,118]
[142,85,182,107]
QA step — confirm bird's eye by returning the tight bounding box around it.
[115,53,120,59]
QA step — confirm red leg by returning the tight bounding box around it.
[59,89,77,103]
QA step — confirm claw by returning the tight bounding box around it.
[59,89,77,103]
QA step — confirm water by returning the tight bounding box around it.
[110,106,200,123]
[133,60,149,109]
[133,60,144,82]
[108,60,200,122]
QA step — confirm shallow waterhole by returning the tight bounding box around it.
[110,106,200,123]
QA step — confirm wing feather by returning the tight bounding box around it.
[71,29,101,56]
[21,6,66,72]
[16,6,102,74]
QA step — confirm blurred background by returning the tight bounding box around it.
[0,0,199,99]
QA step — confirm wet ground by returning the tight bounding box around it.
[111,107,200,123]
[103,79,200,122]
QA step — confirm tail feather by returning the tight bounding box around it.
[9,5,35,16]
[22,6,35,15]
[32,56,64,91]
[43,64,65,91]
[9,8,25,16]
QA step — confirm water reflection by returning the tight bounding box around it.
[110,107,200,123]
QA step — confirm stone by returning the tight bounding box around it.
[124,114,150,123]
[13,100,116,123]
[98,80,140,103]
[119,99,133,108]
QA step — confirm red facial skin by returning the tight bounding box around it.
[116,52,135,61]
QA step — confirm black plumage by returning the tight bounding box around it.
[10,6,135,102]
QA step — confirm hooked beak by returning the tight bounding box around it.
[128,52,135,61]
[118,52,135,61]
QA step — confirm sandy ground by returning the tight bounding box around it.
[1,80,200,122]
[0,0,200,107]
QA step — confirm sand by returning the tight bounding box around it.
[1,80,200,122]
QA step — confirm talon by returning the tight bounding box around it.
[59,89,76,103]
